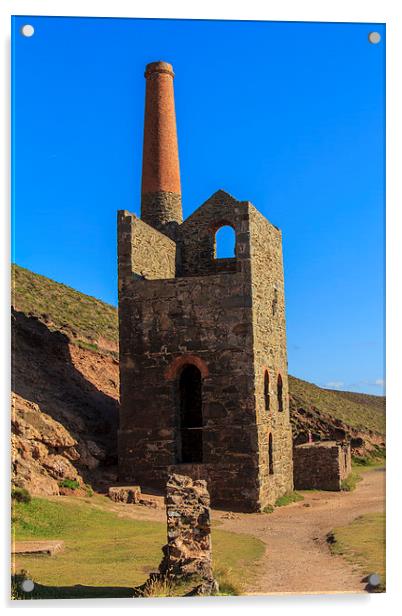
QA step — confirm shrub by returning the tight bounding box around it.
[12,487,31,504]
[85,484,94,497]
[76,339,99,353]
[275,491,304,507]
[58,479,80,490]
[341,472,362,492]
[213,566,240,595]
[262,504,274,514]
[352,449,386,468]
[140,576,175,597]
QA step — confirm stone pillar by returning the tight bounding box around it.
[159,474,218,594]
[141,61,182,236]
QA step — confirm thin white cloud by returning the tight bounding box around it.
[375,379,385,386]
[325,381,344,389]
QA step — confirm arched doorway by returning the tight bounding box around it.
[177,364,203,463]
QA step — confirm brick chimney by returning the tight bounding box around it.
[141,61,182,236]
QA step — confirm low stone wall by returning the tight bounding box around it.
[108,485,141,504]
[293,441,351,491]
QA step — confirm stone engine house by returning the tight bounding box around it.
[118,61,293,512]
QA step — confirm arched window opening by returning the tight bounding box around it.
[277,374,284,412]
[264,370,270,411]
[214,225,236,259]
[268,433,274,475]
[177,364,203,463]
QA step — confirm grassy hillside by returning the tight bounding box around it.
[11,264,385,436]
[289,376,385,435]
[12,264,118,348]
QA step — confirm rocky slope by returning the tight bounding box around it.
[12,307,119,495]
[11,265,385,496]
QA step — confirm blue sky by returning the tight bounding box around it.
[12,16,385,394]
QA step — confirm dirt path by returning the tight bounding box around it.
[215,468,385,595]
[94,467,384,595]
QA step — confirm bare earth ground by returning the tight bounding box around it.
[103,468,385,595]
[217,468,385,595]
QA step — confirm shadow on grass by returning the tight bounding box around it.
[13,580,135,600]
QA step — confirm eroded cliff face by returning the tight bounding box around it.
[11,309,119,496]
[12,394,82,496]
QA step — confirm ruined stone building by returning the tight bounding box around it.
[294,441,352,491]
[117,61,293,511]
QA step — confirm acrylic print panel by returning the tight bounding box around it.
[11,16,385,600]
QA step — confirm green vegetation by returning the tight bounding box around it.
[340,472,362,492]
[352,446,386,470]
[76,340,99,353]
[12,486,31,504]
[275,491,304,507]
[12,264,118,350]
[329,512,385,592]
[262,491,304,514]
[84,484,94,497]
[58,479,80,490]
[12,496,264,599]
[289,375,385,435]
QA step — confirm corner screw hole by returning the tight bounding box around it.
[21,24,35,38]
[368,32,381,44]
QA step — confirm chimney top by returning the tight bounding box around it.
[145,61,175,79]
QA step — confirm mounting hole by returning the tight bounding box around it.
[368,32,381,44]
[368,573,380,587]
[21,24,35,38]
[21,579,35,592]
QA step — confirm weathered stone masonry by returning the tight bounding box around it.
[293,441,352,491]
[118,61,293,511]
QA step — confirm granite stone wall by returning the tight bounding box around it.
[118,191,294,511]
[248,206,294,506]
[117,210,176,281]
[293,441,352,491]
[117,266,260,510]
[178,190,251,277]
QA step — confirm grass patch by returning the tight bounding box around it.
[328,512,385,591]
[11,496,263,599]
[340,472,362,492]
[75,340,99,353]
[352,448,386,471]
[84,484,94,497]
[275,491,304,507]
[58,479,80,490]
[262,492,304,514]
